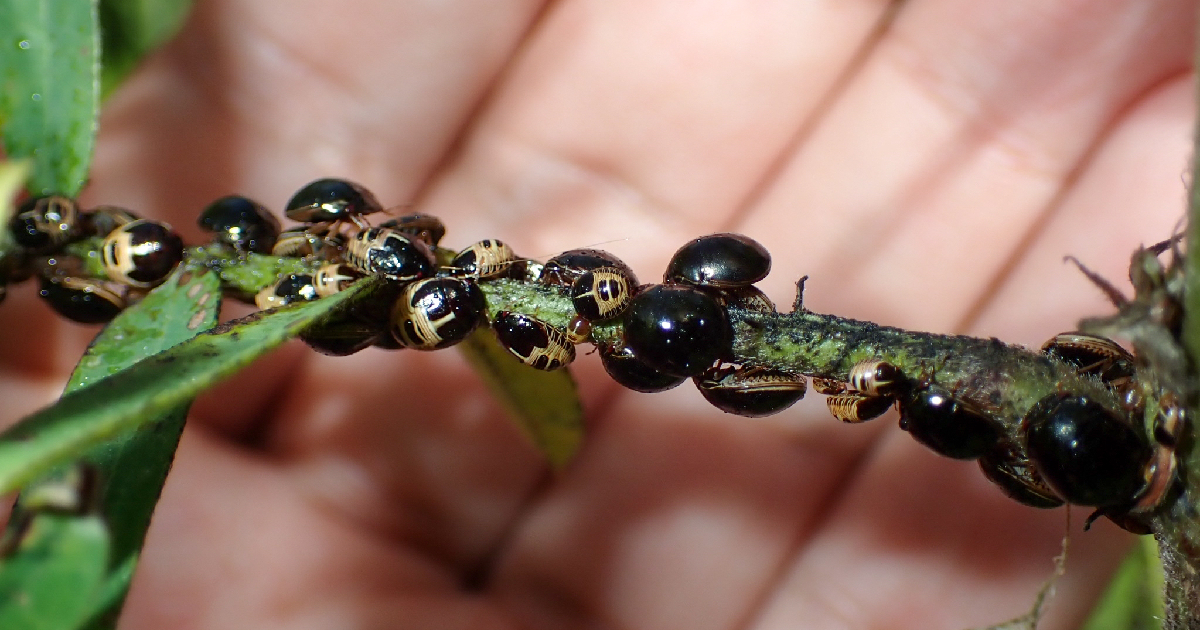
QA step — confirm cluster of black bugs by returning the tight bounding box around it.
[612,233,809,417]
[809,333,1182,532]
[1,195,185,323]
[4,178,1183,534]
[235,179,807,420]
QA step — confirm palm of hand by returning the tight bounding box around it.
[2,1,1192,629]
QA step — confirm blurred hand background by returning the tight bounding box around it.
[1,1,1193,628]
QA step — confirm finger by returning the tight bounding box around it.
[420,0,896,274]
[968,77,1192,345]
[120,428,516,630]
[87,0,549,231]
[743,0,1193,332]
[483,1,1194,629]
[750,435,1130,630]
[255,0,900,589]
[1,0,551,426]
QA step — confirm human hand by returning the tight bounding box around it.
[3,1,1192,628]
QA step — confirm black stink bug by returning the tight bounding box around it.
[272,226,340,259]
[716,285,776,313]
[1040,332,1135,384]
[284,178,383,226]
[345,227,437,281]
[447,239,518,280]
[977,448,1065,509]
[101,219,185,288]
[197,195,282,254]
[810,377,847,395]
[847,360,906,398]
[313,263,361,297]
[379,214,447,248]
[695,366,807,417]
[9,195,82,252]
[1023,392,1151,508]
[492,311,576,370]
[663,232,770,288]
[540,248,637,289]
[621,284,732,377]
[564,315,591,345]
[825,393,892,424]
[897,385,999,460]
[571,266,635,321]
[390,277,487,350]
[255,274,319,310]
[599,343,687,393]
[38,276,127,324]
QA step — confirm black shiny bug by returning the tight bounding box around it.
[447,239,518,280]
[284,178,383,225]
[390,277,487,350]
[9,195,82,252]
[897,385,1000,460]
[255,273,319,310]
[695,366,807,417]
[1023,393,1151,507]
[810,377,846,396]
[540,248,637,289]
[271,226,342,259]
[977,447,1065,509]
[825,393,892,424]
[1041,332,1135,384]
[198,195,281,254]
[571,266,636,321]
[491,311,576,370]
[313,263,361,298]
[564,315,591,345]
[38,276,127,324]
[716,285,776,313]
[621,284,732,377]
[101,219,185,288]
[847,360,905,398]
[379,214,446,248]
[663,232,770,288]
[344,227,437,281]
[599,343,687,393]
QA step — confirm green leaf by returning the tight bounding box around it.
[0,159,30,267]
[1080,536,1164,630]
[1,268,221,628]
[98,0,194,98]
[0,275,385,496]
[459,327,584,469]
[0,0,99,196]
[0,514,110,630]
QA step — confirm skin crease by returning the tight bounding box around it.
[0,0,1195,628]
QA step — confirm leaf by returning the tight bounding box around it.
[1080,536,1164,630]
[1,267,220,628]
[0,0,99,196]
[98,0,194,98]
[0,514,110,630]
[0,159,30,267]
[0,275,384,496]
[459,327,583,469]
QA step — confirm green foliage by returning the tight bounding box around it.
[0,0,99,196]
[98,0,194,98]
[0,159,30,264]
[0,514,110,630]
[460,328,583,469]
[0,275,384,497]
